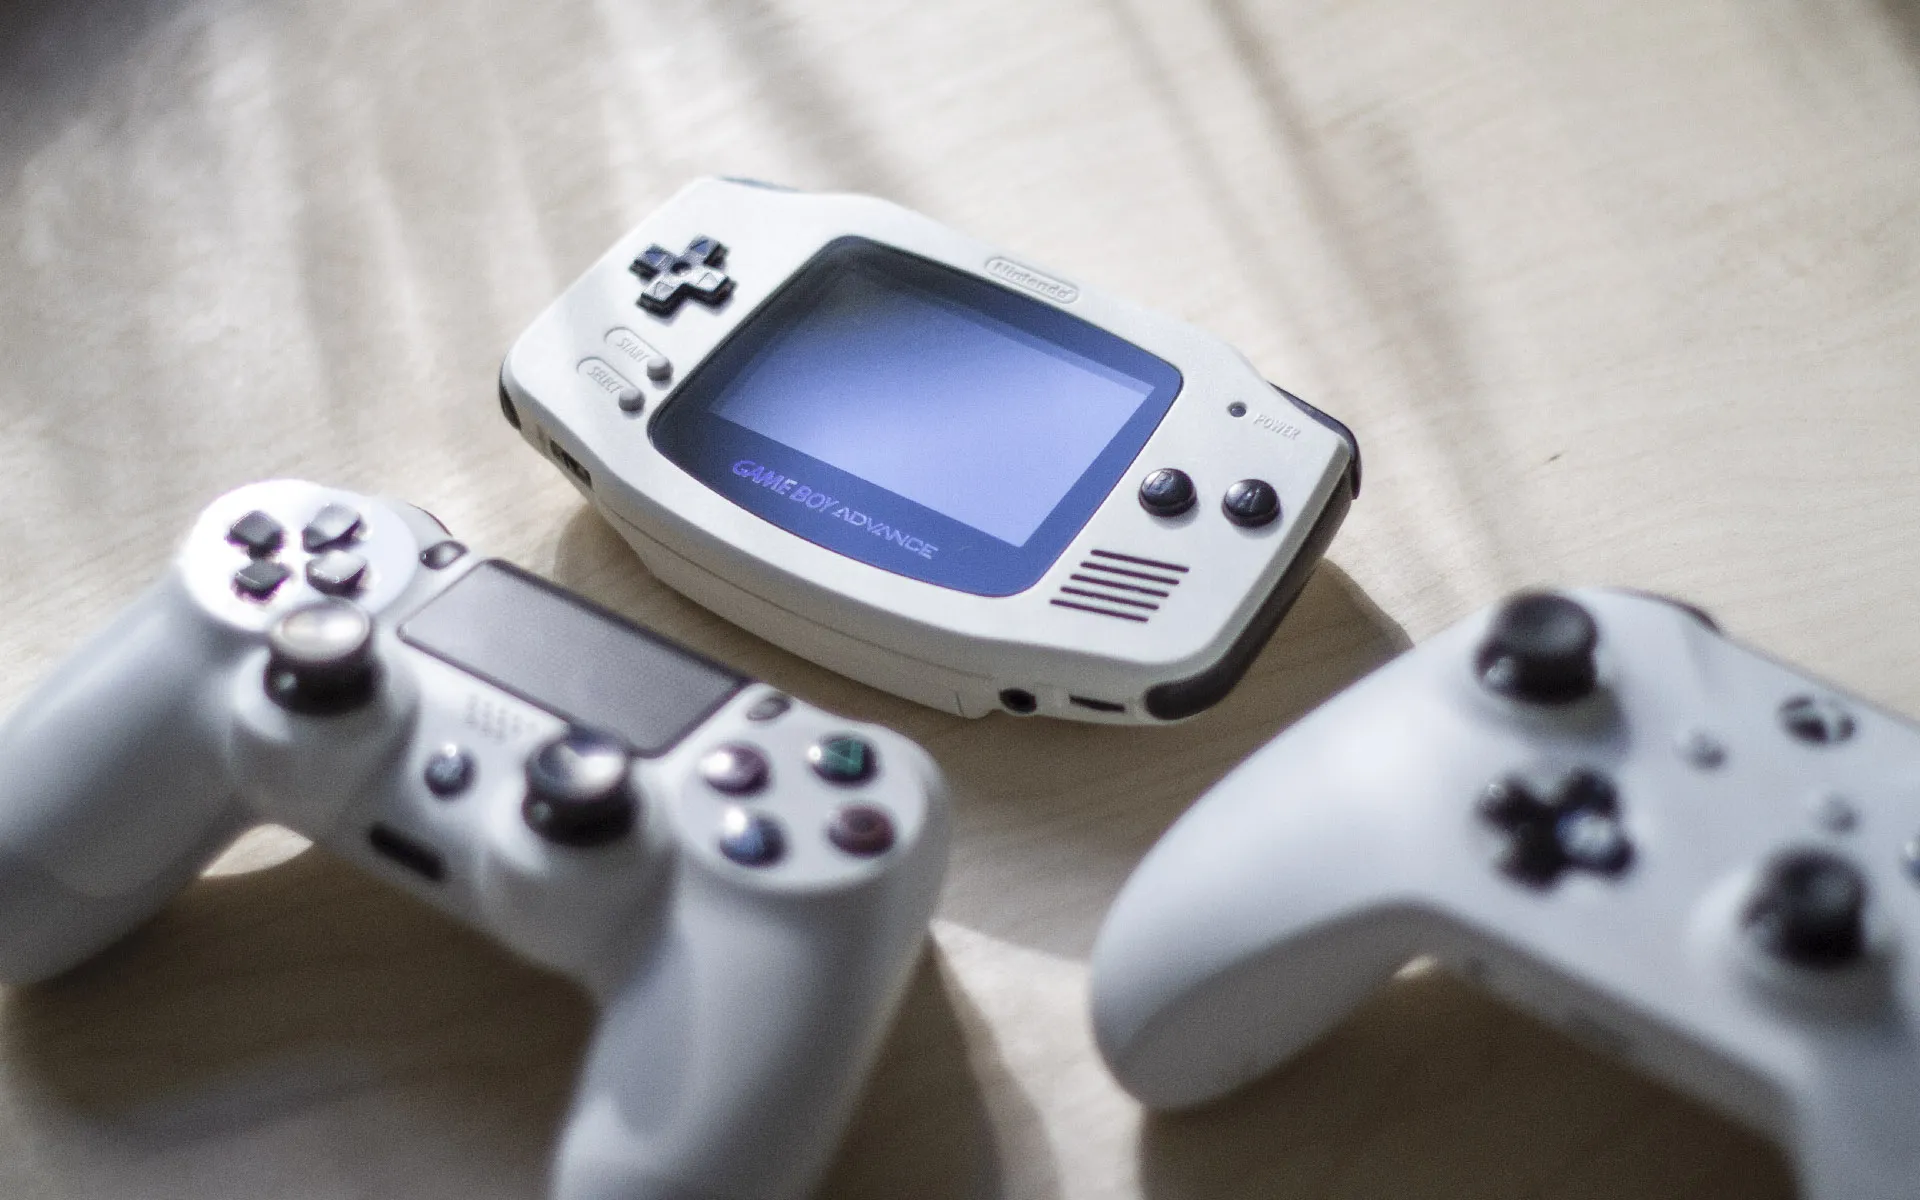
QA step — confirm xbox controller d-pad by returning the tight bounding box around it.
[1477,768,1632,887]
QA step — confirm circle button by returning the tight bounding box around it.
[828,805,897,857]
[1138,468,1196,517]
[700,743,770,795]
[809,736,877,785]
[1221,479,1281,527]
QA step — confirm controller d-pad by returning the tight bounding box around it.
[227,510,285,557]
[302,503,363,551]
[233,558,291,601]
[1479,769,1632,887]
[306,549,368,596]
[629,236,733,316]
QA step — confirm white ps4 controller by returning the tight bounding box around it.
[499,177,1359,724]
[0,479,949,1200]
[1092,587,1920,1200]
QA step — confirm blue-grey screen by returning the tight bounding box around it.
[708,263,1157,548]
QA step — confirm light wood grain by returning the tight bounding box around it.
[6,0,1917,1194]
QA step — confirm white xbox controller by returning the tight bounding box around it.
[1091,587,1920,1200]
[0,479,949,1200]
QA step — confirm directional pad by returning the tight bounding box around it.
[1478,769,1633,887]
[629,235,733,315]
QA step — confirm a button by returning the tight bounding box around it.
[1138,468,1196,517]
[306,550,368,596]
[1743,848,1868,969]
[827,805,896,857]
[227,511,284,557]
[523,729,635,847]
[233,559,292,601]
[809,735,877,785]
[302,503,363,551]
[718,807,785,867]
[420,540,468,569]
[700,743,770,795]
[606,327,673,383]
[1780,695,1856,745]
[746,693,791,723]
[617,387,644,414]
[265,600,379,715]
[1479,769,1633,887]
[629,236,734,316]
[424,746,475,798]
[1475,592,1600,705]
[1221,479,1281,527]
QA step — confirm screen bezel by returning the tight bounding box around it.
[648,237,1184,597]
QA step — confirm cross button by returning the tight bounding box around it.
[1478,768,1633,888]
[629,235,734,315]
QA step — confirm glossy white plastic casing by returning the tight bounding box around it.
[0,480,951,1200]
[500,178,1358,723]
[1091,588,1920,1200]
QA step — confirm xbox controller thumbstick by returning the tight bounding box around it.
[1475,592,1600,704]
[265,600,380,715]
[523,729,636,847]
[1744,848,1869,969]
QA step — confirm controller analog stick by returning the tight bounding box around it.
[265,600,380,715]
[1744,848,1868,969]
[1475,592,1600,705]
[523,729,636,847]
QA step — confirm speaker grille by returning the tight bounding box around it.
[1049,550,1188,623]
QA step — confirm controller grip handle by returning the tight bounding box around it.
[554,872,936,1200]
[1090,734,1426,1112]
[0,578,248,983]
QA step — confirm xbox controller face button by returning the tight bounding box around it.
[523,729,636,847]
[1744,848,1869,969]
[1475,592,1600,704]
[265,600,380,715]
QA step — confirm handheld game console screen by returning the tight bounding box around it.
[709,260,1156,548]
[399,560,745,756]
[651,238,1183,595]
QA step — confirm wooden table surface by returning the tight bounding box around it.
[4,0,1918,1195]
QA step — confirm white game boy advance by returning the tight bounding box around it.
[499,178,1360,722]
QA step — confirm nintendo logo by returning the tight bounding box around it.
[985,257,1079,304]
